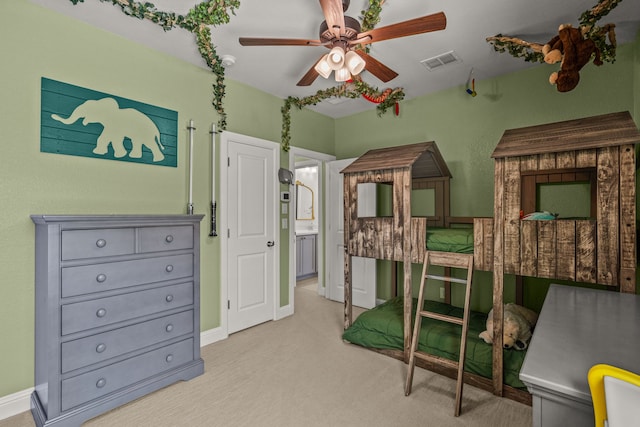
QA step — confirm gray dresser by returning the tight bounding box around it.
[30,215,205,427]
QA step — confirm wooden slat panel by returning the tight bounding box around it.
[548,173,562,183]
[576,220,597,283]
[619,144,636,293]
[482,219,494,271]
[382,217,393,260]
[492,159,505,396]
[520,221,537,278]
[556,220,576,281]
[401,168,413,360]
[427,251,474,269]
[392,169,405,262]
[347,176,358,255]
[576,149,597,168]
[473,218,494,271]
[556,151,576,169]
[503,158,521,274]
[343,176,353,329]
[410,218,426,264]
[374,217,384,260]
[538,153,556,170]
[521,175,537,215]
[520,155,538,171]
[596,147,619,286]
[537,221,557,279]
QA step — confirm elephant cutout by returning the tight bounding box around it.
[51,97,165,162]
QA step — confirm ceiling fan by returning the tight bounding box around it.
[239,0,446,86]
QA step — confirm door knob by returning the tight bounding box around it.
[267,241,275,247]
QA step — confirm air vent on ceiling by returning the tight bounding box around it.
[420,50,461,71]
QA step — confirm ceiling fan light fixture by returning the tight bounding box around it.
[314,55,332,79]
[334,66,351,82]
[344,51,365,75]
[327,46,345,70]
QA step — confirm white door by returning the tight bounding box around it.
[326,159,376,309]
[225,133,277,334]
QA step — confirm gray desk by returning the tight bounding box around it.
[520,284,640,427]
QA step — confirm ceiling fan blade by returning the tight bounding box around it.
[297,61,321,86]
[319,0,346,39]
[239,37,324,47]
[352,12,446,45]
[355,51,398,82]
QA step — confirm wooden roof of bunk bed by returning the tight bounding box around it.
[474,111,639,398]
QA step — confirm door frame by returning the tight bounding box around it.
[288,147,335,299]
[220,131,280,336]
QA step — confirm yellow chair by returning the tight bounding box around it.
[588,364,640,427]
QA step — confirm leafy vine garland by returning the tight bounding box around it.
[281,79,404,152]
[486,0,620,65]
[69,0,403,149]
[69,0,240,129]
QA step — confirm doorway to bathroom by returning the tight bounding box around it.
[288,147,335,303]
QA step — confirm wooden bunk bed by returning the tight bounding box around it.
[474,111,639,397]
[341,112,639,405]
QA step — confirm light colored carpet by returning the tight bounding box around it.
[2,284,532,426]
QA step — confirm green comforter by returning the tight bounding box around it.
[342,297,527,390]
[426,227,474,254]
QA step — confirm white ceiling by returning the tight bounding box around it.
[29,0,640,119]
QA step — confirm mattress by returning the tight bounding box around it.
[426,227,474,254]
[342,297,528,390]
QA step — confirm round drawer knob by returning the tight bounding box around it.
[96,308,107,318]
[166,354,174,363]
[166,324,174,332]
[96,343,107,353]
[96,273,107,283]
[165,295,174,303]
[96,378,107,388]
[96,239,107,248]
[165,235,174,243]
[165,264,174,273]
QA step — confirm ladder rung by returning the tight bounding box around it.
[419,311,464,325]
[414,351,459,370]
[425,274,468,285]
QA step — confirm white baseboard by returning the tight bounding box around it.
[200,326,227,347]
[0,387,33,421]
[0,328,228,422]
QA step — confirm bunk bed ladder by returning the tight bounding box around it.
[404,250,475,417]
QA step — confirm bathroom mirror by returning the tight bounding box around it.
[295,180,315,220]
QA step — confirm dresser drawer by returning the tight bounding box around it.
[61,338,194,411]
[61,254,193,298]
[61,310,194,373]
[61,282,193,335]
[138,226,193,253]
[62,228,135,260]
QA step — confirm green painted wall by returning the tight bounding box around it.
[1,0,638,403]
[0,0,332,397]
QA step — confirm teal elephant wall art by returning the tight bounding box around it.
[41,78,178,167]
